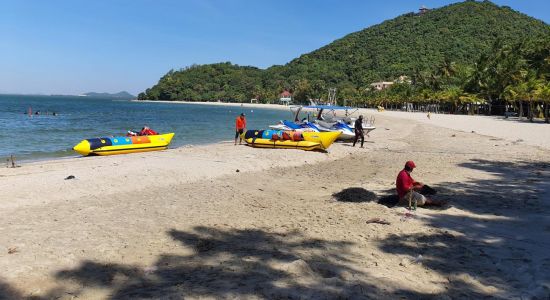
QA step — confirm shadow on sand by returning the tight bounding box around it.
[332,187,377,203]
[45,227,383,299]
[375,159,550,299]
[0,279,24,300]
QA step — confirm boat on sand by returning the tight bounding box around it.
[73,133,175,156]
[242,130,340,151]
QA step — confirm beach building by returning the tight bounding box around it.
[370,81,394,91]
[279,90,292,106]
[370,75,411,91]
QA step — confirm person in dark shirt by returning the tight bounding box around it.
[352,115,365,148]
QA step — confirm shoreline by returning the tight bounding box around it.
[134,100,550,149]
[10,105,550,165]
[12,139,237,165]
[133,99,292,111]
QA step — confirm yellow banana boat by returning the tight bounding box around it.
[243,130,340,151]
[73,133,175,156]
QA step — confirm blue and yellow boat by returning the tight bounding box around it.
[73,133,175,156]
[243,130,340,151]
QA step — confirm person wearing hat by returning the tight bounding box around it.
[396,161,444,207]
[352,115,365,148]
[235,113,247,145]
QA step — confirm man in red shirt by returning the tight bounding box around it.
[235,113,246,145]
[396,161,444,207]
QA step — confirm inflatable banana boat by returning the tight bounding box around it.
[243,130,340,151]
[73,133,175,156]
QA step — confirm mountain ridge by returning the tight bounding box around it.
[139,0,550,103]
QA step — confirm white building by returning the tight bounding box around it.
[279,90,292,106]
[370,81,394,91]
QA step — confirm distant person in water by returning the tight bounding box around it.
[139,126,158,136]
[352,115,365,148]
[396,161,445,207]
[235,113,246,145]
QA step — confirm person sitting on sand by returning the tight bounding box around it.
[139,126,158,136]
[396,161,445,207]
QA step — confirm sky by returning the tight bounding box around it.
[1,0,549,95]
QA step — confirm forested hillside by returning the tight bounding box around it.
[138,0,550,117]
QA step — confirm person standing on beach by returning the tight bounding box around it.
[352,115,365,148]
[396,161,444,207]
[235,113,246,145]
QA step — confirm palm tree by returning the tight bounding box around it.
[439,86,463,113]
[535,82,550,123]
[437,57,457,85]
[524,76,544,122]
[503,84,519,118]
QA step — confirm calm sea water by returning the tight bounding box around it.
[0,95,292,161]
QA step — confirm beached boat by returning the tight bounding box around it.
[73,133,175,156]
[243,130,340,151]
[269,105,375,140]
[269,120,320,132]
[314,120,356,140]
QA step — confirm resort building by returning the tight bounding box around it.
[370,81,394,91]
[370,75,411,91]
[279,90,292,106]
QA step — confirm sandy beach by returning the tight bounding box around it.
[1,112,549,299]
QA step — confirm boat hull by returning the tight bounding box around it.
[73,133,175,156]
[243,130,340,151]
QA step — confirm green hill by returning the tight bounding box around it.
[139,0,549,103]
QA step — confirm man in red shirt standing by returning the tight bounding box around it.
[235,113,246,145]
[396,161,444,207]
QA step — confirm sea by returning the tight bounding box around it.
[0,94,292,162]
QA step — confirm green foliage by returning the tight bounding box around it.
[140,1,550,109]
[139,63,264,102]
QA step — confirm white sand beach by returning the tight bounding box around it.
[367,109,550,149]
[1,112,549,299]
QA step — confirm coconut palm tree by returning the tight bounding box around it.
[523,76,545,122]
[535,82,550,123]
[503,84,519,117]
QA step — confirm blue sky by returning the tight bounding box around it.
[1,0,548,95]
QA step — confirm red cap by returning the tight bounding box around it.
[405,161,416,169]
